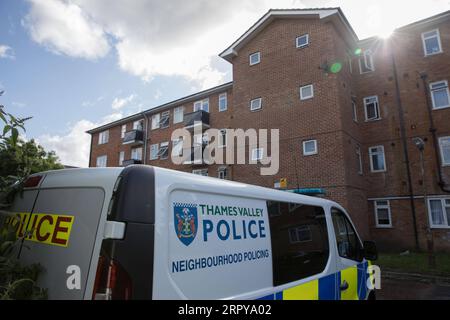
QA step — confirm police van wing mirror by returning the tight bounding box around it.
[363,241,378,261]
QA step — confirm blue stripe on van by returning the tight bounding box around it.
[257,294,275,300]
[357,261,368,300]
[275,291,283,300]
[318,273,338,300]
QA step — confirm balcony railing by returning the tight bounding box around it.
[122,159,143,166]
[184,110,210,131]
[123,129,144,145]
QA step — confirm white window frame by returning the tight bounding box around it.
[249,52,261,66]
[158,141,169,160]
[352,100,358,122]
[193,169,208,176]
[219,93,227,112]
[303,140,318,156]
[119,151,125,166]
[359,49,375,74]
[219,129,227,148]
[151,113,160,130]
[288,226,312,243]
[300,84,314,100]
[149,144,159,160]
[173,106,184,124]
[250,98,262,111]
[96,155,107,167]
[430,80,450,110]
[364,96,381,121]
[133,120,144,131]
[296,34,309,48]
[194,99,209,112]
[422,29,443,57]
[131,147,143,161]
[159,111,170,128]
[427,198,450,229]
[171,138,183,157]
[98,130,109,145]
[121,125,127,139]
[356,146,363,175]
[439,136,450,166]
[374,200,392,228]
[369,145,386,173]
[251,148,264,161]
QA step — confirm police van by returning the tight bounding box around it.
[1,165,378,300]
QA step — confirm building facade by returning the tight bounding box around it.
[87,8,450,252]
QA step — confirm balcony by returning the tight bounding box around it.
[123,130,144,145]
[184,110,210,131]
[183,145,209,165]
[122,159,143,166]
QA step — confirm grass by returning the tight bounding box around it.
[377,252,450,277]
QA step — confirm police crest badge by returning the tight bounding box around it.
[173,203,198,246]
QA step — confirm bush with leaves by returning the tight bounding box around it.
[0,91,62,299]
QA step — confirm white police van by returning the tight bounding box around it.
[1,165,377,300]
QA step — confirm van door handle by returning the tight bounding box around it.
[340,281,349,291]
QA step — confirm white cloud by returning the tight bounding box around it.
[0,45,15,59]
[111,93,136,110]
[23,0,110,59]
[37,112,123,167]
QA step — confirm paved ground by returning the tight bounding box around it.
[377,276,450,300]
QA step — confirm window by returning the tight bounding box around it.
[439,136,450,166]
[331,208,363,262]
[251,148,263,161]
[96,155,107,167]
[349,57,353,74]
[369,145,386,172]
[296,34,309,48]
[121,125,127,138]
[193,169,208,176]
[428,198,450,228]
[268,201,329,286]
[422,29,442,56]
[219,129,227,148]
[119,151,125,166]
[356,146,363,175]
[174,106,184,124]
[288,226,312,243]
[149,144,159,160]
[160,111,170,128]
[249,52,260,66]
[303,140,317,156]
[300,84,314,100]
[430,80,450,110]
[374,200,392,227]
[218,167,228,180]
[131,147,143,161]
[194,99,209,112]
[359,49,374,73]
[172,138,183,157]
[250,98,262,111]
[98,130,109,145]
[352,100,358,122]
[151,113,160,130]
[364,96,380,121]
[219,93,227,112]
[133,120,144,131]
[158,142,169,159]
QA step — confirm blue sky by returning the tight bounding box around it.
[1,0,449,167]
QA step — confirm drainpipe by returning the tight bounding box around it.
[419,73,450,193]
[390,41,420,250]
[88,134,93,168]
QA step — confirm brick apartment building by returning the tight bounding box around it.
[87,8,450,252]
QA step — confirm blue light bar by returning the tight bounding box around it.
[287,188,326,195]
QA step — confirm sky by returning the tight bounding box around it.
[1,0,449,167]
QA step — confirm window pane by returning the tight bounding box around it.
[331,209,363,261]
[296,34,308,47]
[377,208,390,225]
[440,138,450,164]
[425,37,440,54]
[300,85,313,99]
[432,88,449,108]
[304,140,316,154]
[269,202,329,286]
[430,200,445,225]
[446,207,450,227]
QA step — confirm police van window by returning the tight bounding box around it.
[331,208,363,262]
[267,201,329,286]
